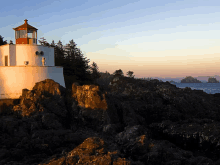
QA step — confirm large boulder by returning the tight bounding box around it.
[71,83,108,110]
[70,83,122,131]
[0,79,76,164]
[13,79,67,118]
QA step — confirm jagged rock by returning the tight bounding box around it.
[41,113,63,129]
[115,125,148,145]
[103,124,120,135]
[32,79,66,97]
[115,125,150,161]
[1,77,220,164]
[72,83,108,110]
[149,119,220,160]
[70,83,121,131]
[143,139,214,165]
[13,79,67,118]
[40,137,130,165]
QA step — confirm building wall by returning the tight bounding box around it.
[0,66,65,99]
[9,45,16,66]
[0,45,10,66]
[16,38,28,44]
[15,45,54,66]
[0,44,55,66]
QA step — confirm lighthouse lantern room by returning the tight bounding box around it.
[0,19,65,99]
[13,19,38,45]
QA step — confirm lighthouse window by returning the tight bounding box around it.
[15,31,20,39]
[28,32,32,38]
[5,56,8,66]
[19,30,27,38]
[28,30,33,38]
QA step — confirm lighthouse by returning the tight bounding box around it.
[0,19,65,99]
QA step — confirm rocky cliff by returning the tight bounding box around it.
[0,78,220,164]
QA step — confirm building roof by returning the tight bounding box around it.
[13,19,38,31]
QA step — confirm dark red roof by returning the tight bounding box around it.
[13,19,38,30]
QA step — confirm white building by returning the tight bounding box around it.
[0,19,65,99]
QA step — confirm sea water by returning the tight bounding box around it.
[171,83,220,94]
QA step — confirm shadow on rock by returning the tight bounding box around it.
[0,78,220,164]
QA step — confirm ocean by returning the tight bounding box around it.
[171,83,220,94]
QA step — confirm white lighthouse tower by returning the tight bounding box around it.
[0,19,66,99]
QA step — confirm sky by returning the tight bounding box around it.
[1,0,220,80]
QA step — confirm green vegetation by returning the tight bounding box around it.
[0,35,7,46]
[90,61,101,81]
[39,39,100,90]
[126,70,135,78]
[113,69,124,77]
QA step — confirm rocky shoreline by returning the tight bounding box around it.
[0,78,220,164]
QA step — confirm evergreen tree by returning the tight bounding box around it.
[0,35,7,46]
[50,39,94,88]
[53,41,65,67]
[126,70,135,78]
[113,69,124,77]
[89,62,101,81]
[105,71,110,75]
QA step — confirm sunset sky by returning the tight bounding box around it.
[1,0,220,79]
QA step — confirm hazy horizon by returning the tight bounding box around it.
[1,0,220,79]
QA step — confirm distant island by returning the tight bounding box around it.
[207,77,219,83]
[168,76,220,83]
[180,76,202,83]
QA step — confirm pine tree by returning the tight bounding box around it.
[0,35,7,46]
[126,70,135,78]
[113,69,124,77]
[90,62,101,82]
[50,39,94,88]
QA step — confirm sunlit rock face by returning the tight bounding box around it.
[71,83,108,110]
[13,79,67,117]
[70,83,115,131]
[40,137,130,165]
[32,79,65,97]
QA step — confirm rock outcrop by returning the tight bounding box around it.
[40,137,130,165]
[71,83,108,110]
[0,78,220,164]
[208,77,219,83]
[181,76,202,83]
